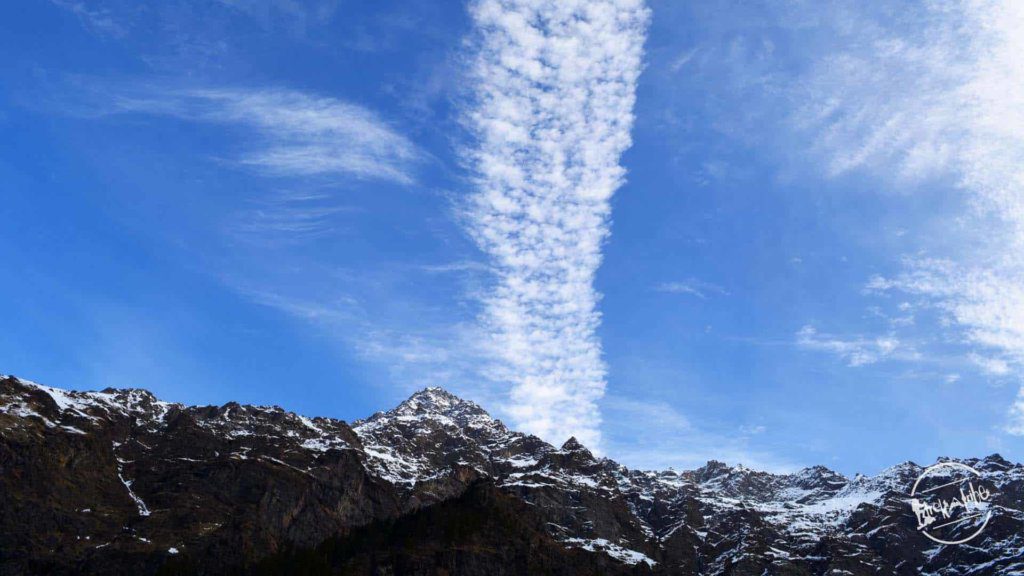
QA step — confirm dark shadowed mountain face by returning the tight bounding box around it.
[1,375,1022,575]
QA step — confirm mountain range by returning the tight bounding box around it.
[1,374,1021,575]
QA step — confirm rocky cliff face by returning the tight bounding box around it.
[1,374,1022,575]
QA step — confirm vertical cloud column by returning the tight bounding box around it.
[464,0,648,448]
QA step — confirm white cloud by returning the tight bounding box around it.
[216,0,341,35]
[227,278,500,407]
[1007,388,1024,436]
[226,190,356,244]
[52,0,127,38]
[868,262,1024,364]
[602,394,795,472]
[787,1,1024,432]
[604,396,690,433]
[739,424,766,436]
[231,283,360,324]
[795,325,907,367]
[418,260,491,275]
[607,434,797,474]
[969,353,1012,377]
[99,85,422,184]
[789,2,1024,230]
[462,0,649,449]
[55,0,341,40]
[655,279,729,299]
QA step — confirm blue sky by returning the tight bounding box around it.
[2,0,1022,475]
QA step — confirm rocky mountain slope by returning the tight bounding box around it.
[1,374,1022,575]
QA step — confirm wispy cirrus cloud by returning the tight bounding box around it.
[866,259,1024,400]
[225,190,357,245]
[1008,389,1024,436]
[462,0,649,449]
[739,424,766,436]
[215,0,341,35]
[54,0,341,40]
[225,275,495,402]
[604,395,690,434]
[796,325,907,368]
[51,0,128,38]
[603,394,795,472]
[655,278,729,299]
[970,353,1012,377]
[656,3,1024,439]
[765,1,1024,435]
[80,84,422,184]
[56,79,469,403]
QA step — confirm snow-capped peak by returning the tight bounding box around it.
[560,436,586,452]
[356,387,504,441]
[351,387,523,490]
[393,387,487,417]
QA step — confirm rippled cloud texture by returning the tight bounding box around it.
[463,0,649,448]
